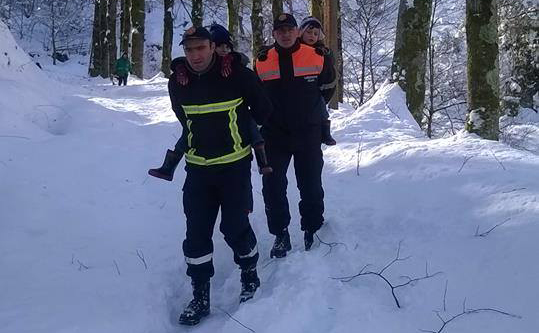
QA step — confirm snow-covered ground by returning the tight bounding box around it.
[1,23,538,333]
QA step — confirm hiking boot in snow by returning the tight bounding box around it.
[254,143,273,175]
[270,228,291,258]
[304,230,315,251]
[321,120,336,146]
[178,280,210,326]
[239,268,261,303]
[148,149,183,181]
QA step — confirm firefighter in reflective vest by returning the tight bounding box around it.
[168,27,272,326]
[255,13,336,258]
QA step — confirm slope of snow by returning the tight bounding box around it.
[1,23,538,333]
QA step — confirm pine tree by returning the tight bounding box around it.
[131,0,145,78]
[465,0,500,140]
[251,0,263,61]
[161,0,173,78]
[192,0,203,27]
[391,0,433,126]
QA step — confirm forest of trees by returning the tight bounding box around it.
[0,0,537,142]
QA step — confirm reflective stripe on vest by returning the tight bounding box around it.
[255,44,324,81]
[182,97,249,166]
[185,145,251,166]
[182,97,244,115]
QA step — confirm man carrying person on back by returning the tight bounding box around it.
[168,26,272,326]
[255,14,336,258]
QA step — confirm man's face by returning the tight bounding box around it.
[183,39,215,72]
[215,43,232,56]
[301,26,320,46]
[273,26,299,49]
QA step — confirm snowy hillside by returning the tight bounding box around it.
[1,21,539,333]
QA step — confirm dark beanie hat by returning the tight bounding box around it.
[209,23,234,50]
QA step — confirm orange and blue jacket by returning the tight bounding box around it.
[255,41,336,145]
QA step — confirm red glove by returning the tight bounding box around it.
[175,63,189,86]
[221,53,233,78]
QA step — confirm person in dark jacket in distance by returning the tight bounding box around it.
[164,26,272,326]
[114,52,132,86]
[255,13,336,258]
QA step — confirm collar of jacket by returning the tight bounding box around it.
[186,54,217,76]
[274,39,301,55]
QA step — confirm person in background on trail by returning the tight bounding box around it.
[148,24,272,181]
[254,13,336,258]
[115,52,132,86]
[164,26,272,326]
[299,16,337,146]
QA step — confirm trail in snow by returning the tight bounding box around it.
[1,51,538,332]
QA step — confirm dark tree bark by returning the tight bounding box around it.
[161,0,174,78]
[227,0,240,49]
[391,0,433,126]
[272,0,283,20]
[251,0,263,61]
[107,0,118,78]
[324,0,342,108]
[131,0,145,78]
[120,0,131,56]
[191,0,203,27]
[465,0,500,140]
[89,0,102,76]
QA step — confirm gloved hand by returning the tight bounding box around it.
[314,45,330,56]
[221,53,233,78]
[175,62,189,86]
[256,46,271,61]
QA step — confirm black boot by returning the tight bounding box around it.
[239,268,261,303]
[148,149,183,181]
[270,228,291,258]
[304,231,315,251]
[179,280,210,326]
[254,143,273,175]
[322,120,336,146]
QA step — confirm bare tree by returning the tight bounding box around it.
[324,0,342,109]
[107,0,118,78]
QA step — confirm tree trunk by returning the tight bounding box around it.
[272,0,283,21]
[465,0,500,140]
[191,0,203,27]
[391,0,433,126]
[89,0,102,76]
[227,0,240,49]
[336,0,343,103]
[161,0,174,78]
[311,0,323,25]
[50,0,56,65]
[107,0,118,78]
[324,0,341,109]
[131,0,145,78]
[251,0,263,62]
[120,0,131,56]
[99,0,109,78]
